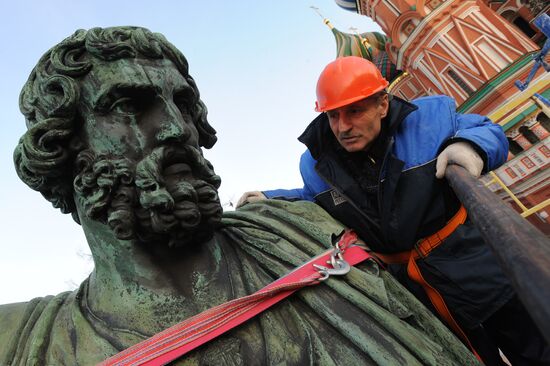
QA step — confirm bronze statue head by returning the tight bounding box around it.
[15,26,222,248]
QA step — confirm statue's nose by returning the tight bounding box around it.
[154,98,192,144]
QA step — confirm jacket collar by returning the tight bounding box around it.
[298,96,418,159]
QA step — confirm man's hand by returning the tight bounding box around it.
[236,191,267,208]
[436,142,484,179]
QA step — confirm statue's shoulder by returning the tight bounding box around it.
[0,294,69,364]
[0,297,46,362]
[0,300,32,336]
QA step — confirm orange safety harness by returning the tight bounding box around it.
[372,205,481,361]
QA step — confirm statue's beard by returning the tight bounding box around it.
[73,145,222,248]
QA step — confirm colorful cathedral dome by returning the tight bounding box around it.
[331,27,401,83]
[311,6,400,82]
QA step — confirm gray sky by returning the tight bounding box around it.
[0,0,381,304]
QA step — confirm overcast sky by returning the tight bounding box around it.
[0,1,381,304]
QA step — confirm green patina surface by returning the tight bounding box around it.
[0,26,480,365]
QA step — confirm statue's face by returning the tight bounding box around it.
[79,57,200,161]
[73,57,222,247]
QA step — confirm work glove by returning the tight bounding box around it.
[236,191,267,208]
[435,141,484,179]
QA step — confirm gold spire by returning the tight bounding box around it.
[310,6,334,29]
[349,26,372,49]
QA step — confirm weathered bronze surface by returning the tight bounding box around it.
[0,26,479,365]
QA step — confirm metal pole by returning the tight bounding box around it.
[445,165,550,343]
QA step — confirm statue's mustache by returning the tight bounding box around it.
[136,144,220,190]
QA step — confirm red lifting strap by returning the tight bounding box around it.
[99,231,370,366]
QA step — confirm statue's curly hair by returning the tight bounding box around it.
[14,26,217,222]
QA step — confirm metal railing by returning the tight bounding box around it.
[446,165,550,344]
[484,171,550,218]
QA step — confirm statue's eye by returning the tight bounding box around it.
[111,97,142,115]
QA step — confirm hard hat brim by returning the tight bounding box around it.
[315,83,388,112]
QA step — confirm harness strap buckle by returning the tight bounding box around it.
[414,240,427,259]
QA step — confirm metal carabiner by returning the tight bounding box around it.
[313,258,351,281]
[314,231,353,281]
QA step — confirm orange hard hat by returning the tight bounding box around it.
[315,56,389,112]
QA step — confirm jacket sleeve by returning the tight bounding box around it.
[440,111,509,172]
[263,150,329,202]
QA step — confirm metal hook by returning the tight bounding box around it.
[329,250,342,268]
[314,231,353,281]
[313,259,351,281]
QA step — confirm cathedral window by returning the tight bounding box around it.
[447,69,474,95]
[427,0,442,10]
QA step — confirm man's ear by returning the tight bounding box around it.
[379,93,389,118]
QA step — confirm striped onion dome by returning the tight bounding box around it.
[332,27,401,82]
[334,0,359,13]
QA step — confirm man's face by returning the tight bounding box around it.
[74,57,222,247]
[326,94,389,152]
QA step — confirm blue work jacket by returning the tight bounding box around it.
[264,95,513,328]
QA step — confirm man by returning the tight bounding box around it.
[0,27,480,365]
[238,56,549,365]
